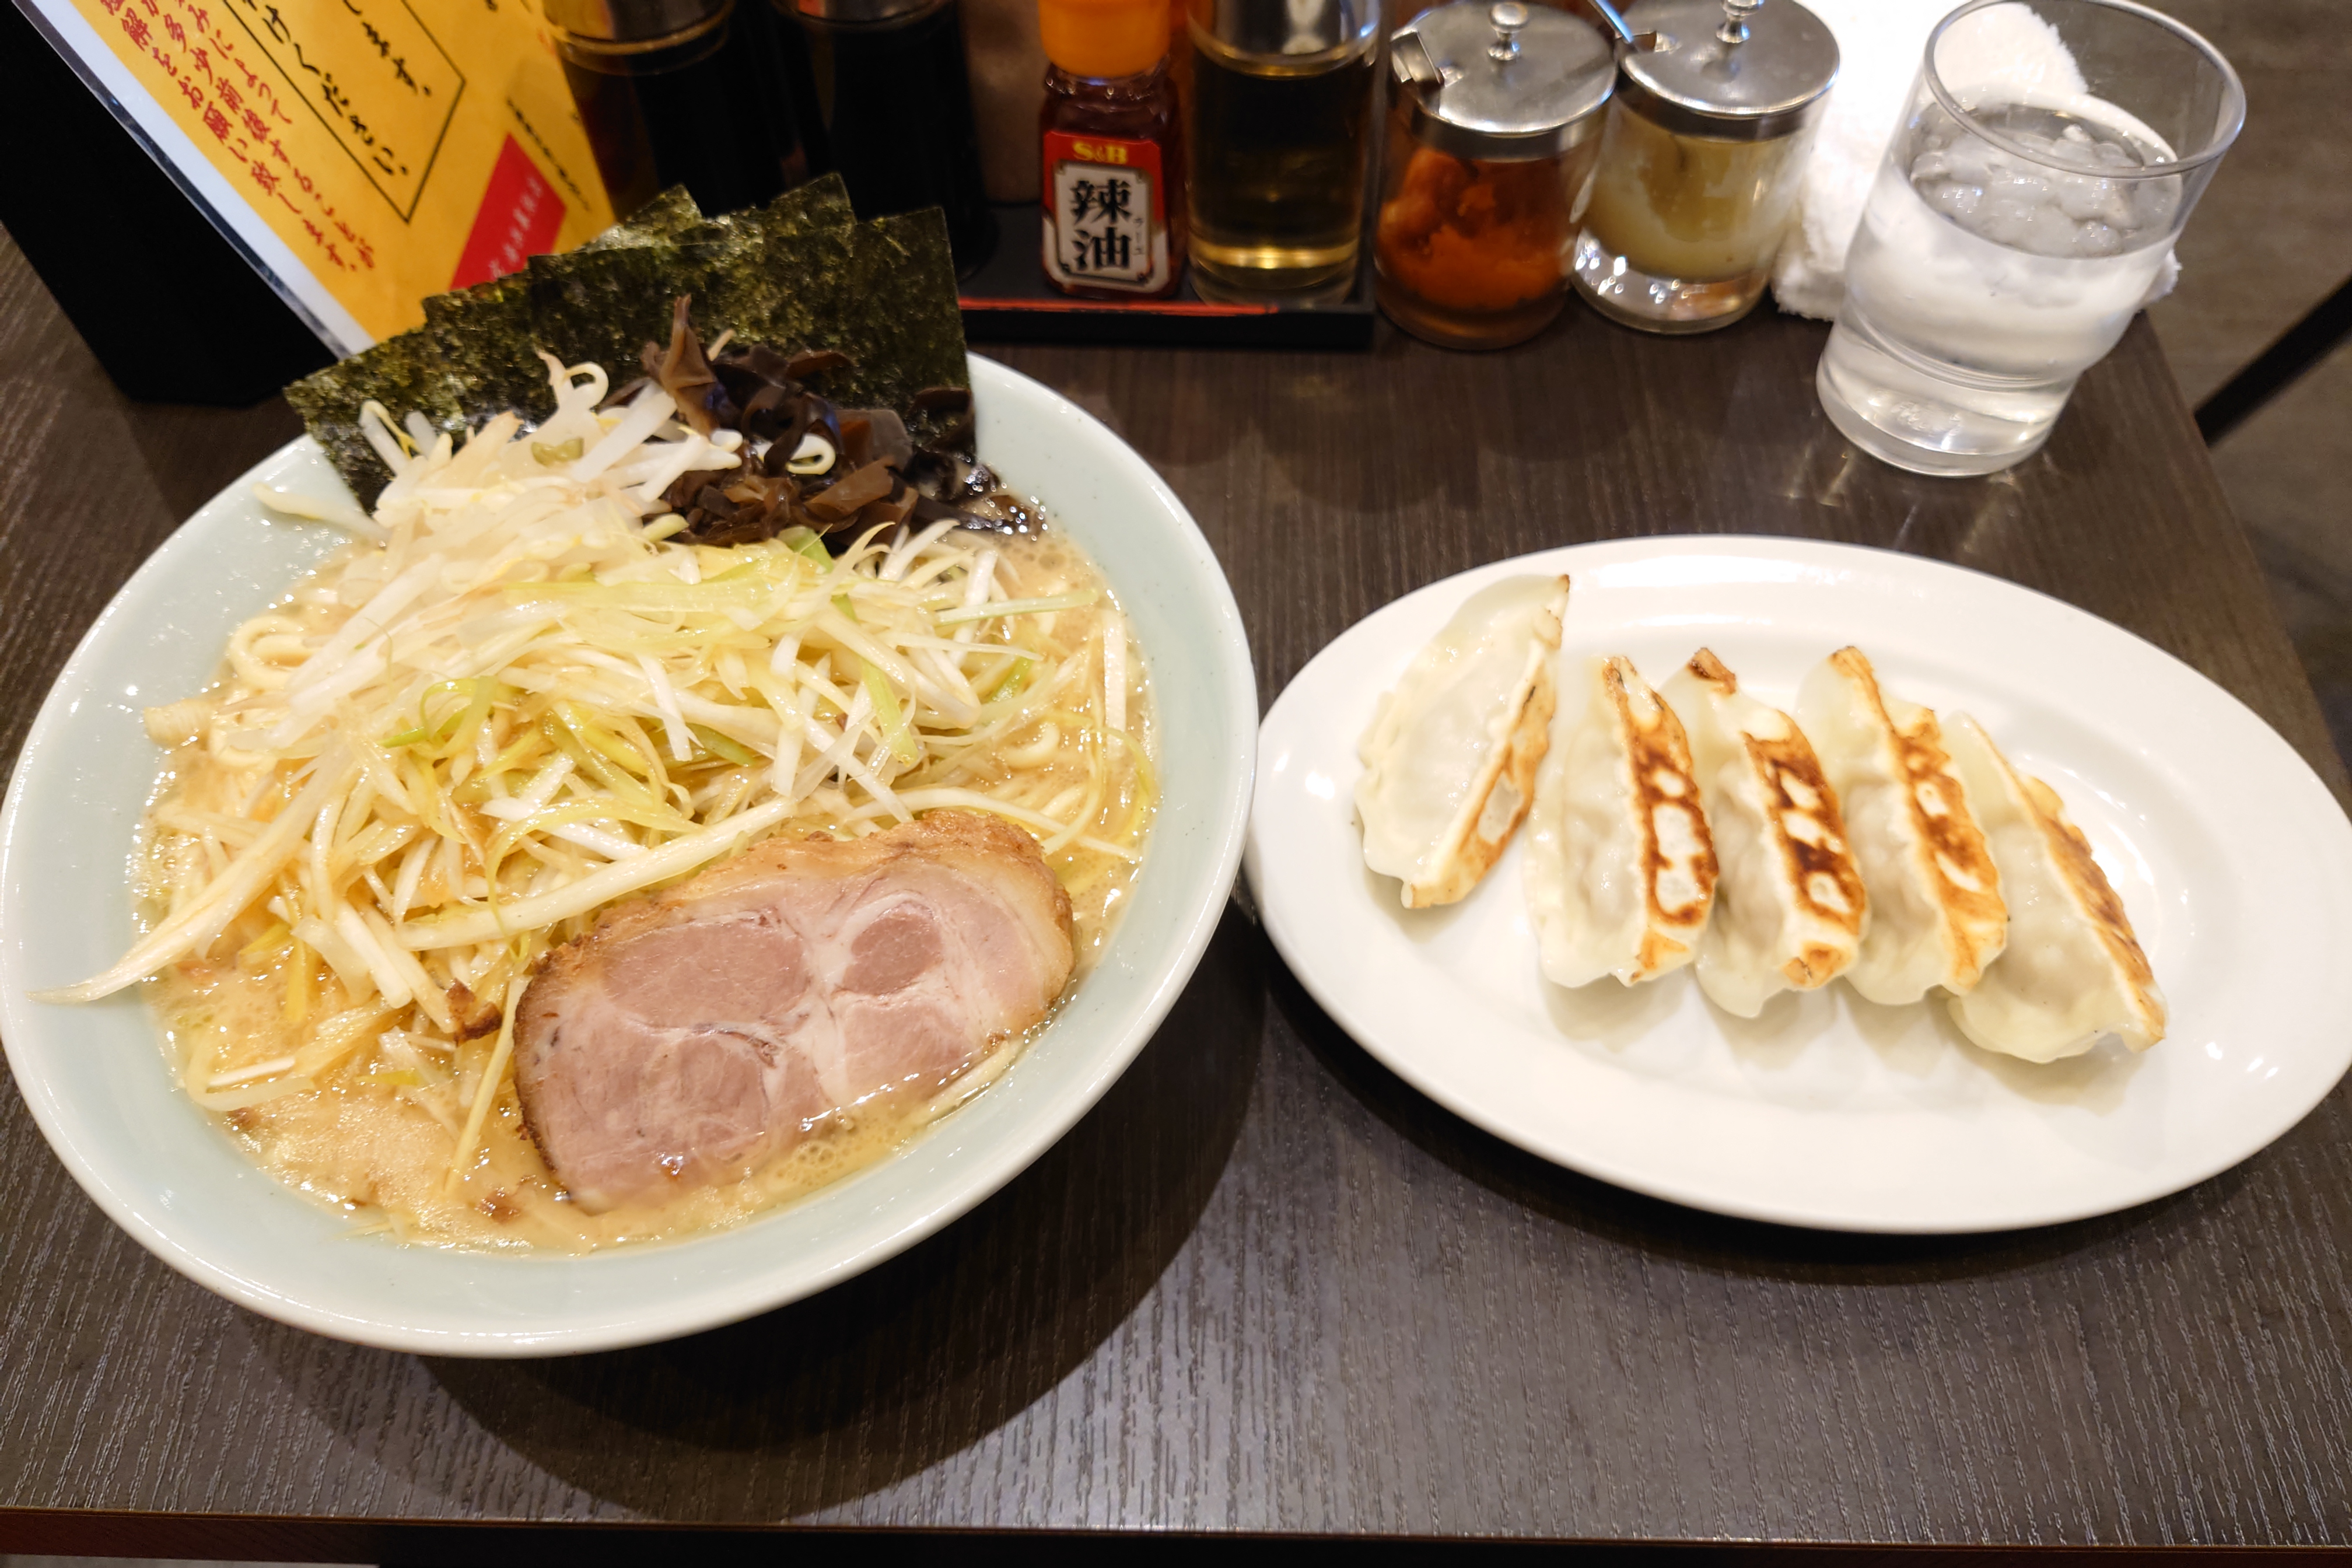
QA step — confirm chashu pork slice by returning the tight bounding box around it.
[513,810,1074,1212]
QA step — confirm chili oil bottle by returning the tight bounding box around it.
[1038,0,1186,297]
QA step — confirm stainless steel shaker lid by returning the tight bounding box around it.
[784,0,949,26]
[544,0,728,43]
[1616,0,1838,141]
[1198,0,1379,62]
[1391,1,1615,162]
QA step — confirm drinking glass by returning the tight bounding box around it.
[1815,0,2242,477]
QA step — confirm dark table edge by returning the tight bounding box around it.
[0,1508,2335,1562]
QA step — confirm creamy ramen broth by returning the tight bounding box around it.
[138,524,1153,1252]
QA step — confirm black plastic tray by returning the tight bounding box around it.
[958,203,1377,349]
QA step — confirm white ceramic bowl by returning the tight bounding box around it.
[0,355,1255,1356]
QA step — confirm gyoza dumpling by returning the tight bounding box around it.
[1797,648,2007,1005]
[1357,575,1569,908]
[1941,713,2165,1062]
[1525,653,1717,986]
[1661,650,1867,1018]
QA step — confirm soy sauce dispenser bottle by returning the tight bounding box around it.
[762,0,1000,272]
[548,0,804,220]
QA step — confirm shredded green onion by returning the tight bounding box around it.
[62,349,1159,1194]
[688,722,760,767]
[860,660,921,766]
[935,590,1100,626]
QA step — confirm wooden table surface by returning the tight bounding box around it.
[3,232,2350,1556]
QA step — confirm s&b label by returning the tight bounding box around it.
[1041,132,1170,293]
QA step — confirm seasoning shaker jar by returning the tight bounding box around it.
[761,0,998,273]
[1186,0,1383,304]
[548,0,804,221]
[1570,0,1836,332]
[1375,1,1615,349]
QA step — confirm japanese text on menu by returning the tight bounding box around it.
[60,0,613,344]
[90,0,443,273]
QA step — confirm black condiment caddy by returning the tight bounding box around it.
[958,203,1376,347]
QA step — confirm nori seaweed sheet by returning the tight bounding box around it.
[764,173,853,236]
[674,219,785,344]
[286,172,973,501]
[818,209,971,450]
[590,172,847,270]
[579,186,704,251]
[283,327,462,503]
[527,241,723,383]
[424,272,551,431]
[680,176,859,344]
[743,219,857,359]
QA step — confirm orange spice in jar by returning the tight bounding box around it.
[1375,1,1614,348]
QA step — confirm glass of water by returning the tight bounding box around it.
[1815,0,2243,476]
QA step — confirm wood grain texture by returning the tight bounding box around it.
[2,231,2349,1549]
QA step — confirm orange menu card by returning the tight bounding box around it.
[27,0,614,351]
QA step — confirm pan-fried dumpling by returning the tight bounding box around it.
[1357,575,1569,908]
[1941,713,2165,1062]
[1525,653,1717,986]
[1796,648,2007,1005]
[1661,650,1867,1018]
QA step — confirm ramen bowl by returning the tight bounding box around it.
[0,355,1255,1355]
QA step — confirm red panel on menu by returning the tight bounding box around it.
[449,136,564,290]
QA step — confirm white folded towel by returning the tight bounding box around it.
[1769,0,2178,320]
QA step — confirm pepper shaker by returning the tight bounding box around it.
[1570,0,1837,332]
[1374,0,1615,349]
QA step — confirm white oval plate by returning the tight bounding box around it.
[1247,537,2352,1233]
[0,355,1256,1354]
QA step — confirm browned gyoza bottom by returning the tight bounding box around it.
[513,811,1075,1212]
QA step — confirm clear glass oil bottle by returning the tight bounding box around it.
[1185,0,1380,303]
